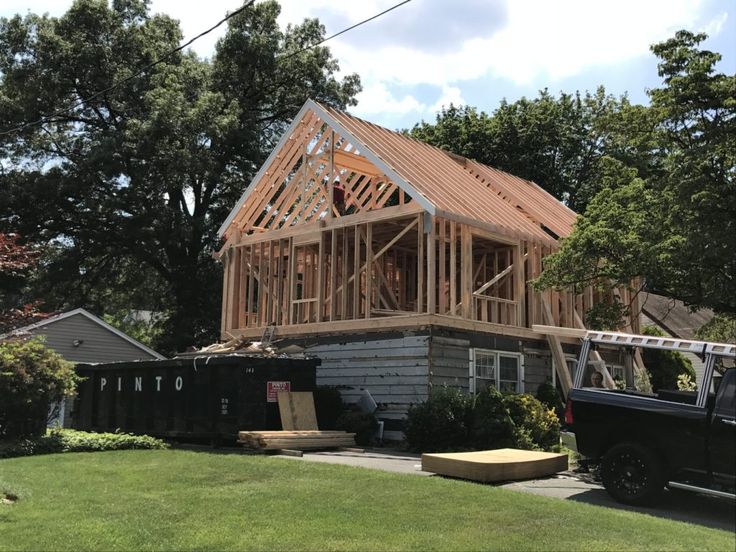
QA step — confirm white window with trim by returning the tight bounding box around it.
[470,349,524,393]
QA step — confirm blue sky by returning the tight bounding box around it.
[3,0,734,129]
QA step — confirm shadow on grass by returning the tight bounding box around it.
[568,487,736,532]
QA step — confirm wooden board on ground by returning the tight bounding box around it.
[277,391,318,430]
[238,430,356,451]
[421,448,568,483]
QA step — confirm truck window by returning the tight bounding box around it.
[714,370,736,417]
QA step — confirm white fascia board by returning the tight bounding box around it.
[217,102,315,238]
[305,99,436,216]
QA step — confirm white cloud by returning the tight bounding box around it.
[702,11,728,36]
[353,83,425,115]
[352,83,465,120]
[275,0,728,119]
[430,85,466,112]
[3,0,729,124]
[321,0,721,87]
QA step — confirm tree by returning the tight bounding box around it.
[535,31,736,323]
[0,337,77,439]
[0,0,361,353]
[0,233,50,333]
[409,88,648,212]
[640,326,695,391]
[696,314,736,344]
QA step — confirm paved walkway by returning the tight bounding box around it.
[297,449,433,476]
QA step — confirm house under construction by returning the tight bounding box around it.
[216,99,636,438]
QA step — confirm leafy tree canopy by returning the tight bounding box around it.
[410,87,657,213]
[0,0,360,353]
[535,31,736,323]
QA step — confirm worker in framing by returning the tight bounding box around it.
[333,176,346,216]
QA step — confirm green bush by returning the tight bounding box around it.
[536,381,565,419]
[468,387,515,450]
[404,386,472,452]
[335,411,379,446]
[0,337,78,439]
[0,429,169,458]
[313,386,345,430]
[405,387,561,453]
[502,393,561,451]
[641,326,696,391]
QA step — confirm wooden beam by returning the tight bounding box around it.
[228,313,577,343]
[427,216,436,314]
[341,229,349,319]
[353,226,361,318]
[316,233,324,323]
[532,324,587,339]
[539,299,574,398]
[235,247,246,329]
[365,222,373,319]
[461,224,473,319]
[329,228,337,321]
[417,213,424,313]
[220,248,231,337]
[515,241,526,328]
[474,264,514,295]
[450,221,457,316]
[333,148,382,177]
[439,219,446,314]
[288,238,296,325]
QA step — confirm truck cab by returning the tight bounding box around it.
[563,331,735,505]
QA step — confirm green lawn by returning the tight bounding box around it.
[0,449,732,551]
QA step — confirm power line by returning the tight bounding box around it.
[1,1,257,136]
[278,0,412,62]
[1,0,413,137]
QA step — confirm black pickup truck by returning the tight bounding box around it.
[563,331,735,505]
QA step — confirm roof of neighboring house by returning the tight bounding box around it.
[640,293,714,341]
[219,99,576,245]
[3,308,165,362]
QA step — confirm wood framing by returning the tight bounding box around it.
[216,99,618,344]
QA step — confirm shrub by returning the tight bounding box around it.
[641,326,696,391]
[468,387,515,450]
[313,386,345,430]
[0,337,78,439]
[404,386,472,452]
[335,411,378,446]
[536,382,564,415]
[405,387,561,453]
[502,393,561,451]
[0,429,168,459]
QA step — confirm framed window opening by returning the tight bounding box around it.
[470,349,524,393]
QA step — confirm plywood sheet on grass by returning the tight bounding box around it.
[421,448,568,483]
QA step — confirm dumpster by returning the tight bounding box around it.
[71,354,319,440]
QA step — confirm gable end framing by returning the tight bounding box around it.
[217,100,435,240]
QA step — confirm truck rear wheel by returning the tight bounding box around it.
[601,442,664,505]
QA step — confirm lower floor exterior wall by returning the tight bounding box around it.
[428,327,559,396]
[305,331,430,441]
[286,326,571,441]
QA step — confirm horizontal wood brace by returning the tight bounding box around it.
[227,204,424,248]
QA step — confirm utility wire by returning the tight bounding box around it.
[1,0,413,137]
[1,1,257,136]
[278,0,412,61]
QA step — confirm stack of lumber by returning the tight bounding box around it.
[238,430,356,450]
[421,448,568,483]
